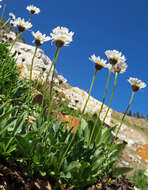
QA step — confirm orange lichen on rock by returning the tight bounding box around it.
[136,144,148,161]
[57,113,80,133]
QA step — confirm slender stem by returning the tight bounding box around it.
[81,70,97,115]
[58,70,98,171]
[108,91,135,155]
[0,18,10,29]
[98,70,111,118]
[9,32,21,54]
[95,72,118,142]
[45,48,59,85]
[88,70,111,146]
[28,14,32,22]
[58,120,81,171]
[30,46,38,82]
[1,0,8,19]
[47,47,60,123]
[102,72,118,124]
[114,91,135,141]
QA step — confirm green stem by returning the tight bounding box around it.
[58,120,80,171]
[28,14,32,22]
[98,70,111,118]
[45,53,58,85]
[0,18,10,29]
[88,70,111,146]
[102,72,118,124]
[9,32,21,54]
[30,46,38,82]
[47,48,60,123]
[114,91,135,142]
[81,70,97,115]
[1,0,8,19]
[58,70,98,171]
[95,72,118,142]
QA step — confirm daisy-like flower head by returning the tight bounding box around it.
[105,50,126,66]
[50,26,74,48]
[32,31,51,46]
[58,75,67,84]
[89,54,107,71]
[26,5,40,15]
[10,20,14,26]
[108,62,128,74]
[12,17,32,32]
[128,77,146,92]
[9,13,15,20]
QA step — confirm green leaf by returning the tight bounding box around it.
[60,171,72,179]
[91,155,105,171]
[0,107,16,127]
[5,112,27,150]
[40,171,46,176]
[65,161,81,172]
[112,167,133,177]
[99,127,112,145]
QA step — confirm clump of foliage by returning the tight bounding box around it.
[129,169,148,190]
[0,98,130,189]
[0,42,133,189]
[0,43,19,96]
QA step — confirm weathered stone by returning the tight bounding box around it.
[63,87,112,125]
[136,144,148,162]
[10,41,58,82]
[57,113,80,133]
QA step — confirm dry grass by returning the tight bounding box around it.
[111,110,148,139]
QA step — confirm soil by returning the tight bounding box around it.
[0,157,135,190]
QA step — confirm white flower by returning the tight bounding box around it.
[105,50,126,65]
[53,86,62,93]
[53,78,59,84]
[50,26,74,47]
[4,31,16,41]
[89,54,107,70]
[26,5,40,15]
[10,20,14,26]
[107,62,128,74]
[68,100,77,110]
[12,17,32,32]
[32,31,50,46]
[58,75,67,84]
[128,77,146,92]
[9,13,15,20]
[0,5,1,8]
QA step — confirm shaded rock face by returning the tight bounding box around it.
[63,87,112,125]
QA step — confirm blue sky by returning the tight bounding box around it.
[2,0,148,116]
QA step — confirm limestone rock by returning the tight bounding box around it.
[2,31,112,124]
[11,41,57,81]
[63,87,112,125]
